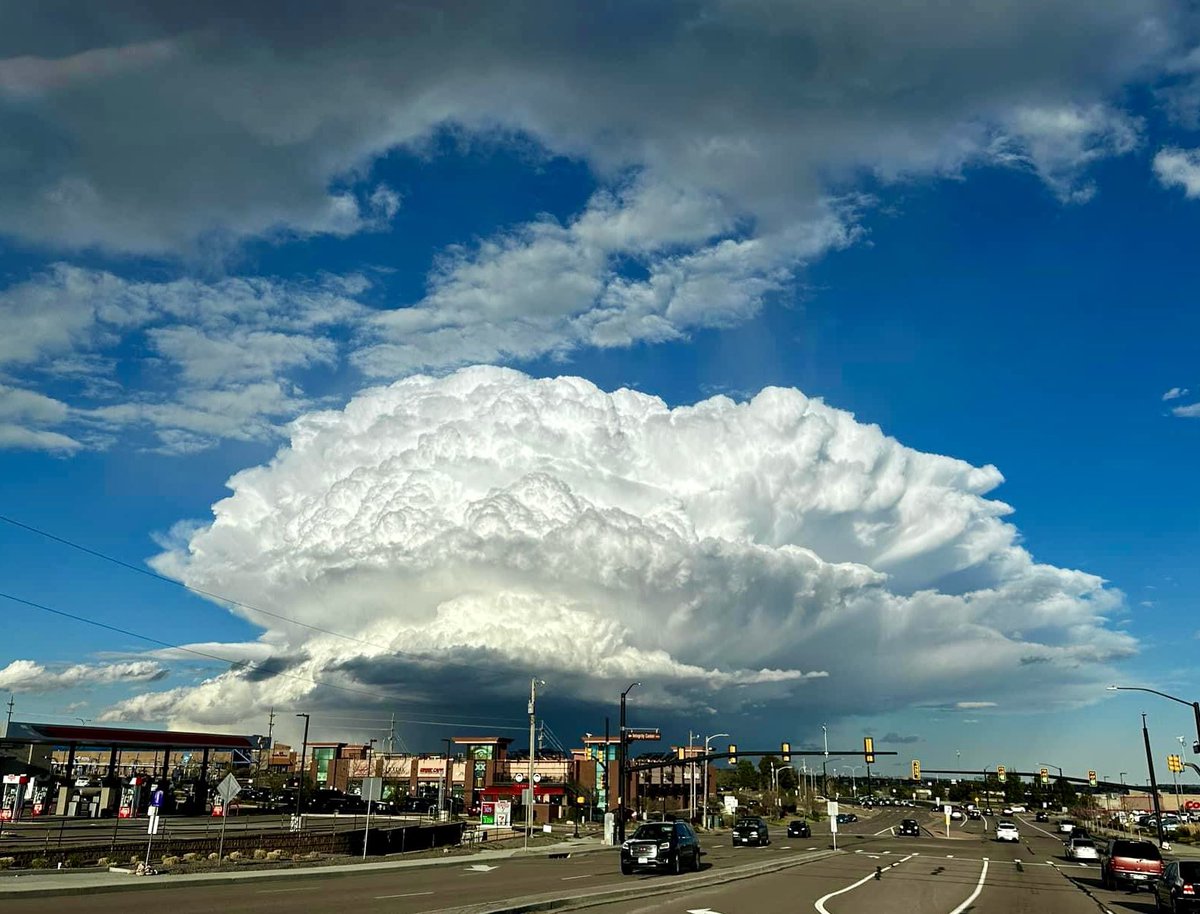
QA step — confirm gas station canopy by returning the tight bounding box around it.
[0,720,269,752]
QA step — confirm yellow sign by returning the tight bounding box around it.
[911,759,921,781]
[863,737,875,765]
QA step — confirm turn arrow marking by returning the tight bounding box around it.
[466,864,499,872]
[687,908,724,914]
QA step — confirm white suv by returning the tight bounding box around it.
[996,821,1020,842]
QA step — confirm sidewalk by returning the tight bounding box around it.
[0,836,613,898]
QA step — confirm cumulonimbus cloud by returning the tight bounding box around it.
[103,367,1134,730]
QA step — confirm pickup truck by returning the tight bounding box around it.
[1100,839,1164,891]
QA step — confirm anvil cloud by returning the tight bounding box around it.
[105,368,1134,729]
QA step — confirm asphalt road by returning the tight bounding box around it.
[0,806,1181,914]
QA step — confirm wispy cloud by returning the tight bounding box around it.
[1162,387,1190,401]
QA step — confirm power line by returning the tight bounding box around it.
[0,588,523,728]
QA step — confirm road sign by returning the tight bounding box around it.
[863,737,875,765]
[216,773,241,805]
[997,765,1006,783]
[362,777,383,803]
[1039,767,1050,785]
[1088,770,1098,787]
[911,759,921,781]
[625,728,661,742]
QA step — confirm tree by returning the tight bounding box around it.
[758,755,781,786]
[778,767,798,791]
[733,760,760,789]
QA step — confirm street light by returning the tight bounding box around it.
[702,732,729,828]
[822,724,829,796]
[1108,685,1200,754]
[294,712,310,823]
[525,678,545,851]
[841,764,863,796]
[617,682,639,843]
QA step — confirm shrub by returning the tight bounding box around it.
[227,851,242,861]
[65,854,83,869]
[182,853,200,863]
[130,855,141,866]
[30,858,50,869]
[0,857,14,870]
[161,856,180,868]
[253,849,268,860]
[266,850,284,861]
[208,852,220,861]
[96,857,110,867]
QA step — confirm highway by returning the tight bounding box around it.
[0,806,1176,914]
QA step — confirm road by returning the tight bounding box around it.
[0,806,1178,914]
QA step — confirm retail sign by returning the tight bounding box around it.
[481,801,496,826]
[495,800,512,827]
[418,762,446,776]
[625,728,661,742]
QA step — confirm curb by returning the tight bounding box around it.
[430,849,842,914]
[0,841,613,899]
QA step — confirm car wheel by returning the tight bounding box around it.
[621,862,632,875]
[692,847,702,871]
[673,852,682,876]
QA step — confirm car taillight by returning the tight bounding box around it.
[1183,884,1195,895]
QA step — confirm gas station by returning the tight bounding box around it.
[0,719,269,820]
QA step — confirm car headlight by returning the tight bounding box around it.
[659,842,671,850]
[621,842,631,850]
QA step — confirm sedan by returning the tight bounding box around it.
[732,817,770,846]
[787,820,811,838]
[1035,811,1049,822]
[996,821,1020,842]
[1065,837,1099,862]
[1058,820,1077,834]
[1153,860,1200,912]
[835,813,858,824]
[897,818,921,837]
[949,808,964,821]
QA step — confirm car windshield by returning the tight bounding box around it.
[1111,841,1161,859]
[998,822,1017,828]
[735,819,761,827]
[632,824,674,840]
[1072,839,1095,848]
[902,819,917,826]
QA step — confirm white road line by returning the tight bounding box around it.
[1018,816,1060,840]
[813,853,917,914]
[375,891,435,899]
[256,887,321,894]
[947,859,989,914]
[560,874,595,880]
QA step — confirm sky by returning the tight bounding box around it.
[1,0,1199,787]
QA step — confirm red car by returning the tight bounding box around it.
[1100,839,1163,891]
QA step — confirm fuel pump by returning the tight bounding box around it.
[0,774,29,821]
[119,776,146,818]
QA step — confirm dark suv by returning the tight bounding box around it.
[897,818,921,837]
[787,820,811,838]
[732,816,770,846]
[621,821,702,875]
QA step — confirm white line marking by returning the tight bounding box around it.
[947,859,989,914]
[560,874,595,880]
[257,887,320,894]
[814,853,916,914]
[375,892,435,899]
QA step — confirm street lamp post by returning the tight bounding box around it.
[1119,772,1128,828]
[294,713,310,824]
[822,725,829,796]
[1109,685,1200,755]
[525,678,545,851]
[702,732,729,829]
[841,765,863,796]
[617,682,639,843]
[1141,713,1168,848]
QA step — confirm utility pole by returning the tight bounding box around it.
[525,678,544,851]
[4,693,13,730]
[618,682,640,843]
[1142,713,1167,847]
[294,713,310,826]
[261,707,275,775]
[388,713,396,755]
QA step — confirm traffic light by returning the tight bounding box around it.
[728,744,737,766]
[863,737,875,765]
[1088,770,1098,787]
[911,759,921,781]
[1168,755,1184,774]
[781,741,791,762]
[676,746,686,760]
[1039,767,1050,785]
[997,765,1006,783]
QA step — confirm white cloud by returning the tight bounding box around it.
[955,701,999,709]
[1172,402,1200,418]
[106,368,1133,730]
[1154,148,1200,197]
[0,659,167,693]
[1163,387,1190,400]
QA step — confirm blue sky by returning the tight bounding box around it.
[1,1,1199,784]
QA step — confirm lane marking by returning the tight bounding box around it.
[375,892,435,899]
[814,853,917,914]
[256,887,320,894]
[948,859,989,914]
[561,874,595,880]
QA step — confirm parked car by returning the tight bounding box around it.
[1065,837,1099,862]
[996,821,1020,842]
[1011,805,1028,813]
[836,813,858,824]
[897,818,921,837]
[621,821,702,875]
[787,820,811,838]
[1002,806,1014,815]
[1100,838,1163,891]
[732,816,770,846]
[1153,860,1200,912]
